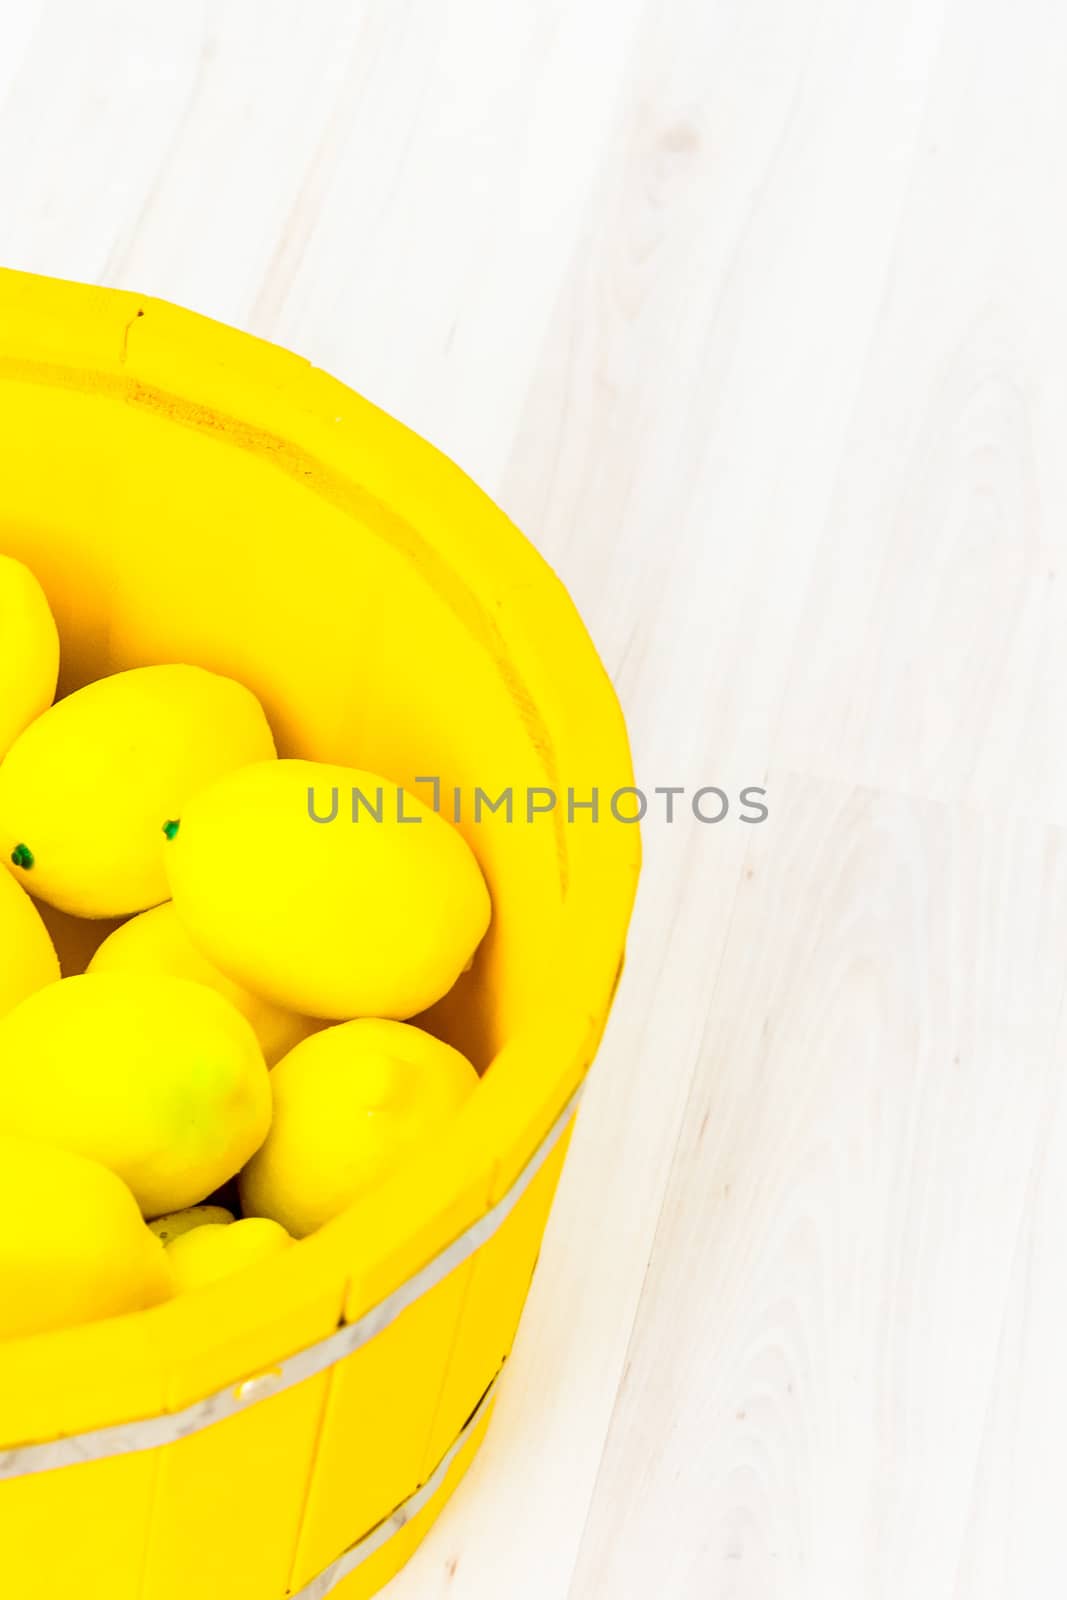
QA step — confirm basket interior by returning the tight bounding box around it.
[0,370,574,1070]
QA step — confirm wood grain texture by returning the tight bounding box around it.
[0,1,1063,1594]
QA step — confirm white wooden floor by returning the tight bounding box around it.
[4,3,1066,1595]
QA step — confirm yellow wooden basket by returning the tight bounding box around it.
[0,270,640,1599]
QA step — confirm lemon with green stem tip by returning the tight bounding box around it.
[0,663,277,918]
[165,759,491,1021]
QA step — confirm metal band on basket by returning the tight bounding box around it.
[0,1084,583,1482]
[292,1373,500,1600]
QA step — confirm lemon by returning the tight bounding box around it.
[148,1204,235,1244]
[0,973,271,1216]
[0,1135,171,1339]
[89,903,316,1066]
[166,1218,292,1292]
[0,867,59,1019]
[165,760,491,1021]
[0,663,276,918]
[0,554,60,762]
[240,1019,478,1236]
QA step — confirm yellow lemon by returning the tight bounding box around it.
[89,903,316,1066]
[0,554,60,761]
[148,1204,235,1244]
[0,973,271,1217]
[166,1217,292,1292]
[0,1135,171,1339]
[0,663,277,918]
[240,1019,479,1236]
[165,760,491,1021]
[0,867,59,1019]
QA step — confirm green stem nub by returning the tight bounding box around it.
[162,820,180,841]
[11,844,34,870]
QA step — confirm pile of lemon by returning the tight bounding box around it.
[0,555,490,1339]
